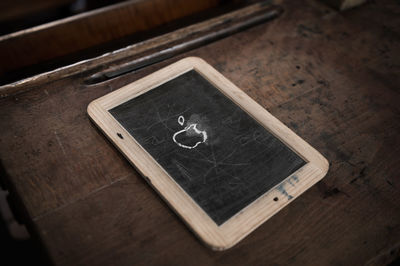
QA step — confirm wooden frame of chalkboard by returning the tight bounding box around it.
[87,57,329,250]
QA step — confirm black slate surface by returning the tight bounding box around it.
[110,70,305,225]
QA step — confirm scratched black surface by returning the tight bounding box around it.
[109,70,306,225]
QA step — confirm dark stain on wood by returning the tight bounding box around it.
[349,166,367,185]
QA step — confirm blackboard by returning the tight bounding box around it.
[88,57,328,249]
[109,70,306,225]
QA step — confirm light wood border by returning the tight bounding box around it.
[87,57,329,250]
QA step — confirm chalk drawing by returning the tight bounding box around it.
[178,115,184,126]
[173,115,208,149]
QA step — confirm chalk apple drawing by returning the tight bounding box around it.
[172,115,207,149]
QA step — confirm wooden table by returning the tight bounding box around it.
[1,0,399,265]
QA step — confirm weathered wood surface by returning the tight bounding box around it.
[0,0,221,83]
[0,2,282,97]
[0,0,400,265]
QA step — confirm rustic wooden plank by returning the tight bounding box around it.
[0,0,221,79]
[35,177,207,266]
[0,76,135,218]
[1,0,400,264]
[0,2,283,97]
[0,0,74,23]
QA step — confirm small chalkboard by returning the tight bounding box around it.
[88,57,328,250]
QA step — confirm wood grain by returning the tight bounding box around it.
[0,0,220,81]
[0,0,400,264]
[0,1,282,97]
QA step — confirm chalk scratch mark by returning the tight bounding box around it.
[174,160,193,181]
[202,165,216,184]
[156,109,174,132]
[54,131,66,156]
[192,143,249,167]
[128,104,191,132]
[197,142,249,184]
[143,135,165,146]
